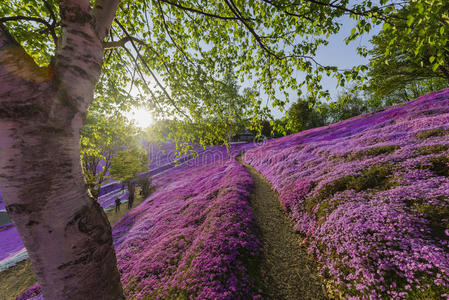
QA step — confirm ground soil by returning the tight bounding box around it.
[0,190,148,300]
[239,158,328,300]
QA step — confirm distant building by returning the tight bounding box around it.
[233,131,254,142]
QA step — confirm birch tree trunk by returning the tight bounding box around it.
[0,0,123,298]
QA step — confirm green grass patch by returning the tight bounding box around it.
[344,145,400,161]
[416,127,449,139]
[417,144,449,155]
[407,274,449,300]
[306,165,394,215]
[423,155,449,177]
[414,201,449,239]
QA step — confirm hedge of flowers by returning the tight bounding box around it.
[18,145,262,299]
[113,154,262,299]
[243,88,449,299]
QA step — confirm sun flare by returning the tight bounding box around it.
[126,107,153,129]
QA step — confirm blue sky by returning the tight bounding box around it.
[266,15,381,119]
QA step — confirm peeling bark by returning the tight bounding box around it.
[0,0,124,297]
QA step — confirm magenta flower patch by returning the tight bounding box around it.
[244,88,449,298]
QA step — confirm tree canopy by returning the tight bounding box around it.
[0,0,403,143]
[109,147,149,184]
[366,1,449,104]
[286,97,325,133]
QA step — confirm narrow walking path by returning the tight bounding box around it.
[239,158,327,299]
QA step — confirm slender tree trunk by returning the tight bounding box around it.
[0,0,124,297]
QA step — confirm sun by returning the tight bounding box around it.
[125,107,153,129]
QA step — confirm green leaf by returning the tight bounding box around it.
[406,15,415,27]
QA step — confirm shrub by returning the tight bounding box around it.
[306,165,394,218]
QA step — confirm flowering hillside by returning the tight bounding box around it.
[18,144,262,299]
[113,157,262,299]
[244,88,449,298]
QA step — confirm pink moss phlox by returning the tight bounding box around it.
[112,153,262,299]
[243,88,449,298]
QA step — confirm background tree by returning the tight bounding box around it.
[365,3,449,107]
[286,97,326,133]
[0,0,403,297]
[109,146,149,208]
[108,147,149,186]
[327,89,369,123]
[80,111,139,201]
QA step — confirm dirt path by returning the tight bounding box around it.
[239,158,327,300]
[0,191,149,300]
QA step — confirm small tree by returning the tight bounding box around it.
[109,147,149,195]
[286,97,326,133]
[80,112,139,201]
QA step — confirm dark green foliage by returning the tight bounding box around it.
[306,165,394,215]
[344,145,400,161]
[109,147,150,183]
[417,144,449,155]
[326,90,369,123]
[286,98,326,133]
[366,2,449,108]
[407,275,449,300]
[425,155,449,177]
[416,127,449,139]
[413,199,449,239]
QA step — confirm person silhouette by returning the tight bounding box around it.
[115,198,121,212]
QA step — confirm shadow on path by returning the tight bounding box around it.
[238,158,327,300]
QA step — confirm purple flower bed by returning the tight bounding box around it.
[18,144,262,299]
[243,88,449,298]
[0,224,26,263]
[97,181,123,198]
[113,157,262,299]
[97,141,207,209]
[16,284,42,300]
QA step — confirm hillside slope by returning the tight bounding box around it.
[18,145,264,299]
[244,88,449,298]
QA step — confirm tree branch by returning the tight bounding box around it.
[0,16,57,44]
[115,19,191,119]
[223,0,277,58]
[114,45,164,114]
[154,0,193,63]
[157,0,252,21]
[258,0,313,22]
[103,36,144,50]
[93,0,121,40]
